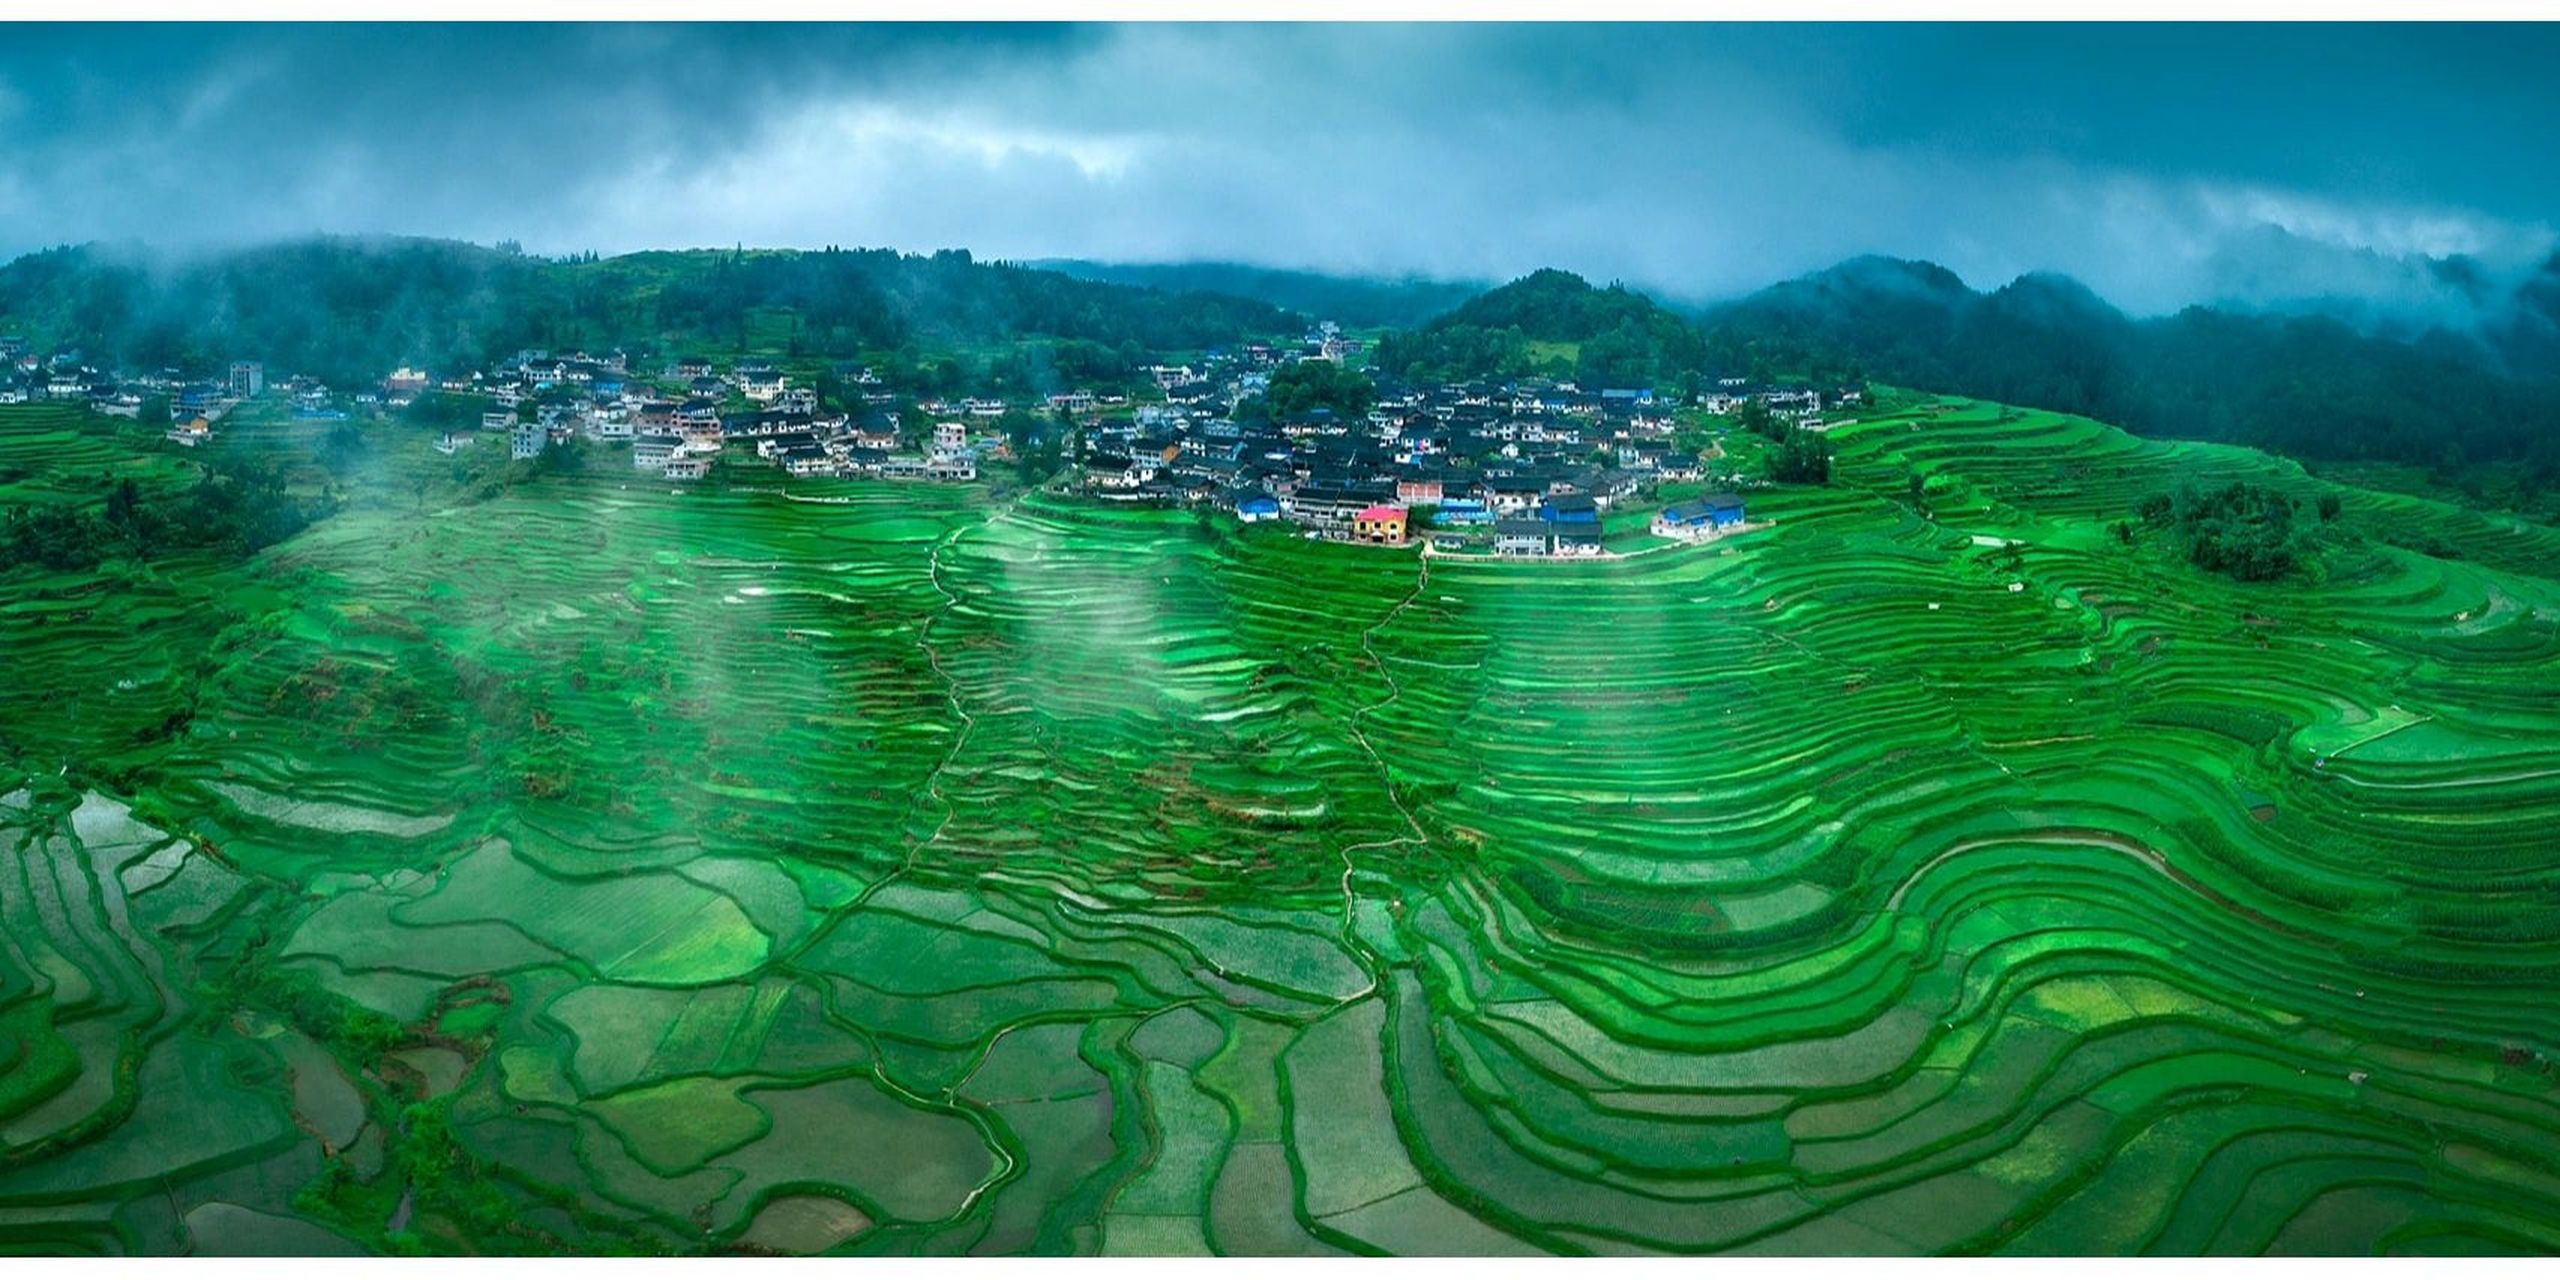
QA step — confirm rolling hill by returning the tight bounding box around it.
[1032,258,1484,330]
[0,238,1304,385]
[1696,254,2560,477]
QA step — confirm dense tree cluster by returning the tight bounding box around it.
[16,235,2558,517]
[399,391,483,430]
[1764,428,1833,485]
[1237,357,1377,424]
[1697,258,2560,505]
[1001,408,1068,481]
[1372,322,1540,385]
[1735,404,1832,485]
[0,238,1300,387]
[2126,480,2322,582]
[1,458,334,573]
[1042,260,1484,329]
[1431,269,1678,344]
[1374,269,1706,388]
[1367,257,2560,514]
[984,338,1144,398]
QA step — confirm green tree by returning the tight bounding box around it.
[1764,425,1832,485]
[1241,359,1375,423]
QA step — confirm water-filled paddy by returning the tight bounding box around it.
[2,399,2558,1254]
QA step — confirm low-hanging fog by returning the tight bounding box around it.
[0,22,2553,322]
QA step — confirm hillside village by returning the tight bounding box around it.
[1,320,1862,558]
[1073,352,1835,556]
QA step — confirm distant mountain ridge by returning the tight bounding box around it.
[1371,267,1709,387]
[4,234,2552,504]
[1031,259,1484,329]
[2496,251,2560,371]
[1095,252,2556,495]
[0,237,1302,385]
[1694,255,2560,477]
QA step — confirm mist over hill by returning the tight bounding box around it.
[1694,255,2560,479]
[0,237,1302,385]
[5,234,2557,507]
[1031,260,1485,330]
[1252,253,2553,495]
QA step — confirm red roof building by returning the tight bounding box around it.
[1353,504,1408,545]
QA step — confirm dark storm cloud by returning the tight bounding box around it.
[0,22,2552,316]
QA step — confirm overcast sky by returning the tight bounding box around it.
[1,22,2554,314]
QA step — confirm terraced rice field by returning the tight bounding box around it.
[3,398,2559,1254]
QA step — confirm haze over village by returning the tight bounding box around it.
[1,18,2558,1264]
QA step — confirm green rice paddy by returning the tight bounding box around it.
[2,397,2558,1254]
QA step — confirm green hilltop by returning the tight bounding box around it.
[1155,255,2560,518]
[0,238,1302,384]
[12,237,2558,519]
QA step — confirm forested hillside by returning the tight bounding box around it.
[0,238,1301,384]
[1365,258,2560,509]
[1695,255,2560,487]
[1034,259,1482,329]
[1373,267,1709,387]
[9,234,2557,511]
